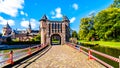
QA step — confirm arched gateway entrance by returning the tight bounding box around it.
[51,34,61,45]
[40,14,70,45]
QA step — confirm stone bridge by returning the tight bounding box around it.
[12,45,105,68]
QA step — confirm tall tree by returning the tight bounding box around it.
[0,33,2,37]
[79,0,120,41]
[72,30,78,39]
[79,17,91,40]
[110,0,120,8]
[94,8,120,41]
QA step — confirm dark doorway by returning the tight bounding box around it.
[51,34,61,45]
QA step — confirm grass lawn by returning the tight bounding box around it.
[52,41,60,43]
[78,40,120,49]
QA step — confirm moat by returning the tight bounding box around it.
[78,43,120,68]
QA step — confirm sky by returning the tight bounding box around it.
[0,0,114,33]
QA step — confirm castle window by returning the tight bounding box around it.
[58,23,61,29]
[52,23,55,32]
[49,23,50,35]
[52,23,55,29]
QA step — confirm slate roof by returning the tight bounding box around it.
[40,14,48,21]
[4,22,11,29]
[63,16,70,22]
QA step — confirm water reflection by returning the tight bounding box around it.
[0,51,4,66]
[79,43,120,68]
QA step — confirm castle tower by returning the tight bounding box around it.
[63,15,70,26]
[39,15,70,45]
[2,22,12,36]
[62,16,70,42]
[40,14,48,45]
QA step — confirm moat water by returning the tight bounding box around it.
[0,44,38,66]
[78,43,120,68]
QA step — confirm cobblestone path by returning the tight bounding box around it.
[13,45,105,68]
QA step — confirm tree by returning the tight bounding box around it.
[79,0,120,41]
[79,18,91,40]
[94,8,120,41]
[110,0,120,8]
[31,34,41,42]
[0,33,2,37]
[79,16,96,41]
[72,30,78,39]
[6,37,12,42]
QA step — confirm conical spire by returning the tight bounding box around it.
[28,21,31,30]
[4,21,11,28]
[63,16,70,22]
[40,14,48,21]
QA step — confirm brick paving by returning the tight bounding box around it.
[25,45,105,68]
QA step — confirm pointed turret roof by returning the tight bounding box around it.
[40,14,48,21]
[4,22,11,29]
[28,21,31,30]
[63,16,70,22]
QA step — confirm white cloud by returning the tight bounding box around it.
[20,18,39,29]
[20,11,24,15]
[0,16,15,26]
[51,7,62,18]
[56,8,61,13]
[0,0,24,17]
[25,13,28,17]
[89,11,96,16]
[72,3,78,10]
[17,28,26,30]
[30,19,38,29]
[20,20,29,28]
[70,17,76,23]
[20,11,28,17]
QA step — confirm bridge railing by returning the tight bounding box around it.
[0,44,48,67]
[66,43,120,68]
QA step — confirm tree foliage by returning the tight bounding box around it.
[94,8,120,41]
[72,30,78,39]
[31,34,41,42]
[79,0,120,41]
[0,33,2,37]
[79,16,96,41]
[110,0,120,8]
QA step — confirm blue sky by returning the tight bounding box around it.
[0,0,113,33]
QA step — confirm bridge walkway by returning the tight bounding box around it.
[12,45,105,68]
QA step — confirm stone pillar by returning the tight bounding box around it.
[61,23,66,45]
[46,33,50,45]
[41,28,46,44]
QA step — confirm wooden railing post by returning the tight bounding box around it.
[28,47,31,55]
[42,44,44,48]
[41,44,43,48]
[80,46,82,52]
[88,48,92,60]
[9,50,14,65]
[74,44,76,49]
[37,45,39,51]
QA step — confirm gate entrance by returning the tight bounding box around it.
[40,14,70,45]
[51,34,61,45]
